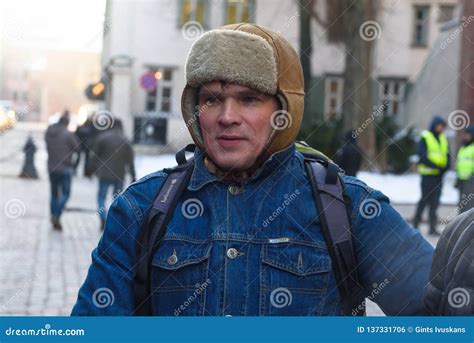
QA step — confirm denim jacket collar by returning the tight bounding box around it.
[188,144,296,191]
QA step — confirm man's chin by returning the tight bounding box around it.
[211,153,257,172]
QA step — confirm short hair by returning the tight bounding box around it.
[58,115,69,126]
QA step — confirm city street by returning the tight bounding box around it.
[0,123,454,316]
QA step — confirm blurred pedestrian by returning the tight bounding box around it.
[90,119,136,230]
[413,116,451,236]
[74,117,99,177]
[19,134,38,179]
[334,130,363,177]
[45,115,80,230]
[455,125,474,213]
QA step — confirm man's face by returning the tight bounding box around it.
[198,82,278,171]
[435,123,446,133]
[462,131,472,143]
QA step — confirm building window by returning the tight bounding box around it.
[180,0,209,27]
[133,117,167,145]
[412,5,430,47]
[145,90,156,111]
[378,79,406,116]
[324,76,344,119]
[224,0,255,25]
[144,67,174,113]
[438,5,455,23]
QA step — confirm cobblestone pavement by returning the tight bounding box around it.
[0,123,449,316]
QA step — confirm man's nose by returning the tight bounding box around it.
[218,99,242,126]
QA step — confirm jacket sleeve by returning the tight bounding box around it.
[347,180,435,315]
[71,193,142,315]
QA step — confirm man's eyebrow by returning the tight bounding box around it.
[198,89,220,97]
[198,88,267,99]
[236,90,265,98]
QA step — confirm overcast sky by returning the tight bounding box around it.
[1,0,106,52]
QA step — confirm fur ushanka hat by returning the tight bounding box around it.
[181,23,305,164]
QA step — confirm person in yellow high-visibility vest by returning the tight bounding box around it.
[413,116,451,236]
[456,125,474,213]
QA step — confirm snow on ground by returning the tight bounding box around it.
[358,171,458,205]
[135,154,459,206]
[135,154,176,179]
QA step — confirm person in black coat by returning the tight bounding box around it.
[334,130,363,177]
[90,119,136,230]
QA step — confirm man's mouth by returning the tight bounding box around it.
[217,135,246,148]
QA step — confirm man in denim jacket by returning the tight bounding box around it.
[72,23,434,316]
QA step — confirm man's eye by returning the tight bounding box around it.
[242,96,261,103]
[206,96,219,104]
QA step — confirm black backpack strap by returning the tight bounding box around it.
[175,143,196,166]
[305,159,366,316]
[133,147,196,315]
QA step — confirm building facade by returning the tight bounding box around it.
[101,0,460,149]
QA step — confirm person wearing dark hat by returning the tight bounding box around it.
[455,125,474,213]
[72,24,434,316]
[413,116,451,236]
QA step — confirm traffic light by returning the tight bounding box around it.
[85,81,106,101]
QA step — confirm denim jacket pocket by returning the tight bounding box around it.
[151,239,212,316]
[260,242,332,315]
